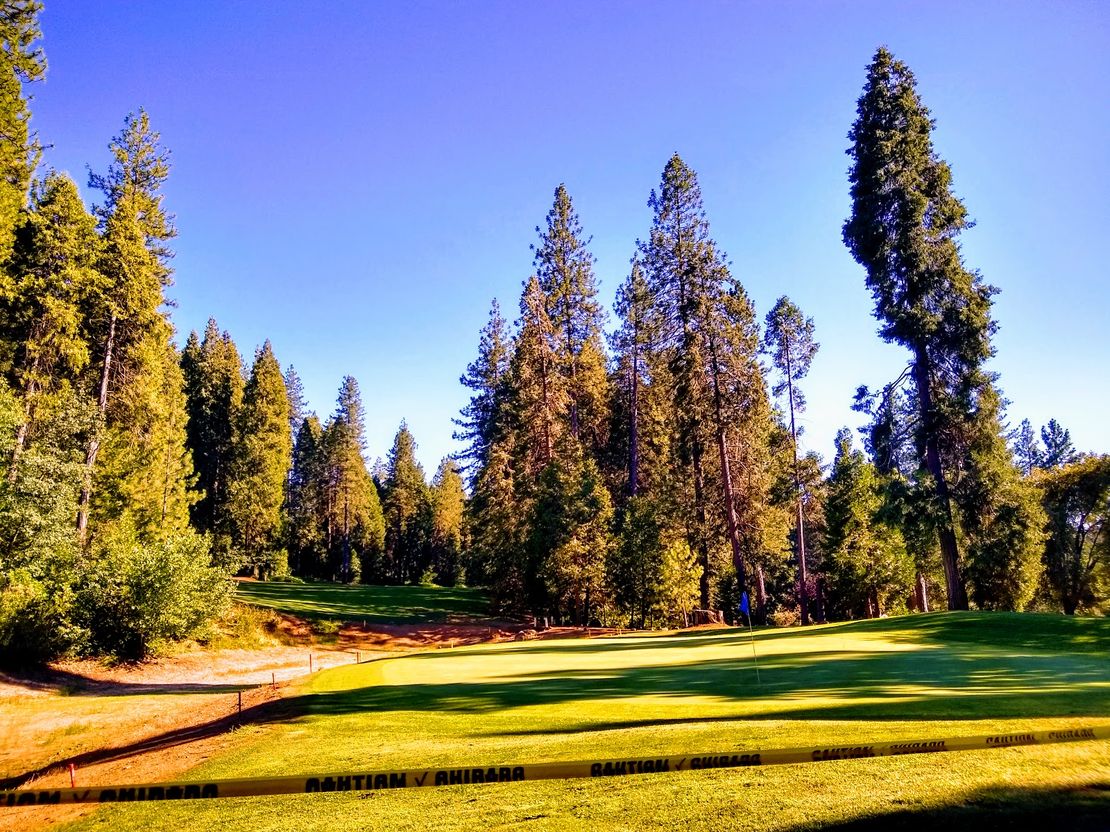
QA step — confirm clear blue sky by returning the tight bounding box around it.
[31,1,1109,473]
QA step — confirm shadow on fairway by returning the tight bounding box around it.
[790,781,1110,832]
[298,638,1110,727]
[483,611,1110,658]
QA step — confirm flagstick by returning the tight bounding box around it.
[747,615,761,684]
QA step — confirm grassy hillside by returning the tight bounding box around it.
[234,581,489,624]
[64,613,1110,831]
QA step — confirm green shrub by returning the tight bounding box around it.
[0,569,84,666]
[269,574,304,584]
[75,527,234,660]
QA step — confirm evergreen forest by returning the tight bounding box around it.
[1,2,1106,663]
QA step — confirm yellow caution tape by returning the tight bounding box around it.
[3,725,1106,806]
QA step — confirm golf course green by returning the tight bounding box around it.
[64,612,1110,831]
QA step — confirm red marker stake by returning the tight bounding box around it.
[68,764,75,787]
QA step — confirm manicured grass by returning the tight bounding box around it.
[63,613,1110,830]
[234,581,490,624]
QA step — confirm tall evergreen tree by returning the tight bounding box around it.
[844,48,999,610]
[382,421,430,583]
[1011,418,1043,476]
[454,299,509,482]
[0,0,44,264]
[823,429,915,619]
[0,173,100,473]
[321,376,384,582]
[283,365,309,441]
[1040,419,1078,470]
[532,184,608,448]
[227,341,292,578]
[181,319,244,540]
[79,110,180,540]
[611,257,655,498]
[429,457,466,586]
[509,276,569,477]
[639,154,772,610]
[286,415,325,577]
[764,296,819,624]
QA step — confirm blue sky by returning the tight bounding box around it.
[30,1,1109,472]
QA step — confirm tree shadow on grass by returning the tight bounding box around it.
[480,611,1110,659]
[300,642,1110,726]
[0,695,301,790]
[0,666,255,696]
[792,782,1110,832]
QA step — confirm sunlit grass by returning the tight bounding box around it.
[62,613,1110,831]
[234,581,489,624]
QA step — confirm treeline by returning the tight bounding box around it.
[0,3,471,662]
[0,2,1106,665]
[456,48,1110,626]
[182,327,467,589]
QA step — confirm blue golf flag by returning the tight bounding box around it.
[739,591,750,617]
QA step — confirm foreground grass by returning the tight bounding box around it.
[63,613,1110,830]
[234,581,490,624]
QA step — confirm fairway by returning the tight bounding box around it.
[234,581,490,625]
[58,613,1110,831]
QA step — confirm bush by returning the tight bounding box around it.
[269,574,304,584]
[75,528,234,660]
[0,569,84,666]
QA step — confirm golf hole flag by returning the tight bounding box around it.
[739,592,750,618]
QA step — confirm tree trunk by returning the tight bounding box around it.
[77,313,117,540]
[755,563,768,624]
[784,343,809,625]
[707,333,748,594]
[914,571,930,612]
[912,344,968,610]
[691,441,711,610]
[628,349,639,497]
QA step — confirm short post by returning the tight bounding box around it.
[237,690,242,715]
[356,651,361,664]
[68,763,76,788]
[271,672,276,688]
[309,654,313,673]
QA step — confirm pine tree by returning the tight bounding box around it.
[382,421,431,583]
[531,449,613,625]
[321,377,383,582]
[0,172,101,473]
[954,386,1046,610]
[823,429,914,619]
[1040,419,1077,469]
[283,365,309,441]
[181,319,244,540]
[639,154,772,610]
[429,457,467,586]
[608,495,664,628]
[532,184,608,448]
[227,341,292,578]
[1011,418,1043,475]
[454,299,509,482]
[78,111,179,540]
[0,0,45,264]
[764,296,819,624]
[844,48,1000,610]
[639,155,717,608]
[610,257,656,498]
[286,415,325,577]
[509,276,569,477]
